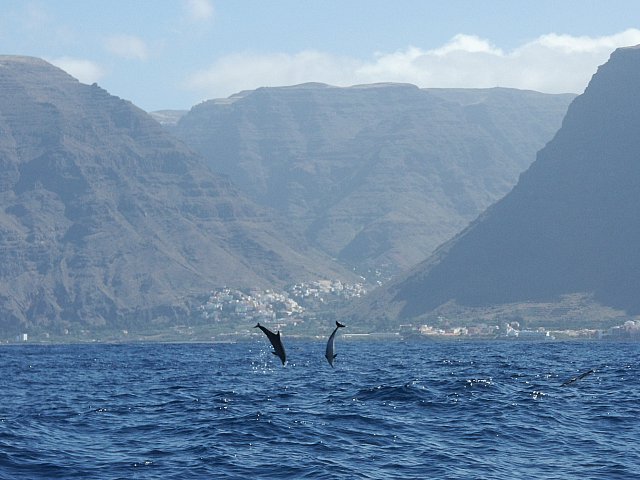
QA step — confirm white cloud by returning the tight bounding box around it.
[49,57,105,84]
[184,0,214,22]
[185,29,640,100]
[105,34,149,61]
[430,34,503,56]
[534,29,640,53]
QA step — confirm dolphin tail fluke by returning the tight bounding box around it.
[254,323,261,328]
[336,321,346,328]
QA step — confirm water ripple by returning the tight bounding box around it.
[0,341,639,479]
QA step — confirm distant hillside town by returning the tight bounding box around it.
[197,280,367,327]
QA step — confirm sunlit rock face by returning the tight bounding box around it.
[0,56,350,334]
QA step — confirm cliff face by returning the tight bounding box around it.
[173,83,574,276]
[0,56,349,334]
[357,46,640,325]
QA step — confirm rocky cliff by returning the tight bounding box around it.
[353,46,640,327]
[173,83,574,277]
[0,56,350,335]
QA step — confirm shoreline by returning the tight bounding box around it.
[2,334,636,346]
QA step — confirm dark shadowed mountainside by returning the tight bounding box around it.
[172,84,574,277]
[351,46,640,329]
[0,56,352,335]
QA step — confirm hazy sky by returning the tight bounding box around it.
[3,0,640,111]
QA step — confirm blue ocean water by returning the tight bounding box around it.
[1,339,639,479]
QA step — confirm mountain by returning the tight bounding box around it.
[172,84,574,277]
[352,46,640,329]
[0,56,351,336]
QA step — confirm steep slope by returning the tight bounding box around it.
[173,84,574,277]
[0,56,350,335]
[354,45,640,327]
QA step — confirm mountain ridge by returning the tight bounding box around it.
[350,45,640,328]
[172,82,574,277]
[0,55,353,335]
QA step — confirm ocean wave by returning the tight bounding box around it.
[1,341,639,479]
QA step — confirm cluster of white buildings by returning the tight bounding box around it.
[412,323,501,338]
[287,279,367,306]
[406,319,640,341]
[401,321,554,339]
[601,320,640,339]
[197,280,367,325]
[198,287,304,323]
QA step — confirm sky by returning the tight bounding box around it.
[2,0,640,112]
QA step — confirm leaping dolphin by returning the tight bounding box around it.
[254,323,286,365]
[325,321,346,367]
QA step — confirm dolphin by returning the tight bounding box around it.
[561,368,595,387]
[325,321,346,367]
[254,323,286,365]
